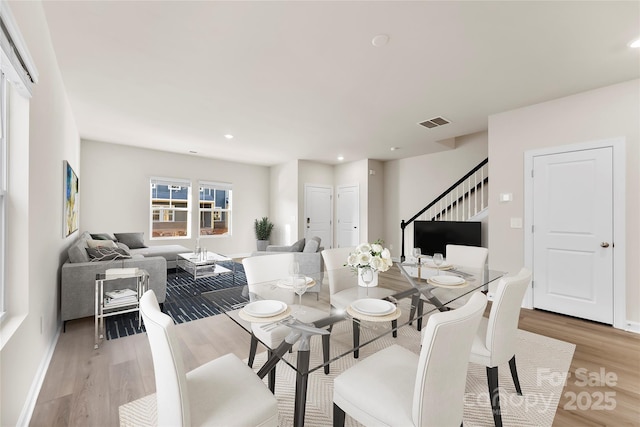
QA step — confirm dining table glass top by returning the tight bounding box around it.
[202,261,505,375]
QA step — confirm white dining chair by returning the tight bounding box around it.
[242,253,331,391]
[139,290,279,427]
[322,247,396,309]
[416,244,489,331]
[470,267,532,427]
[333,292,488,427]
[321,247,397,358]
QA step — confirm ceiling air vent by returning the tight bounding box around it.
[419,116,450,129]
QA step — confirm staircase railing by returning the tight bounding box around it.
[400,158,489,261]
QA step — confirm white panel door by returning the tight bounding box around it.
[532,147,613,324]
[304,185,333,249]
[336,184,359,248]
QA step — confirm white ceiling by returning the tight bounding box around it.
[40,1,639,166]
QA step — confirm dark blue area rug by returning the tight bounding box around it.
[105,261,249,340]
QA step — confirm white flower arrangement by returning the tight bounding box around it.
[346,241,393,273]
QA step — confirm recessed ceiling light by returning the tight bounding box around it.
[372,34,390,47]
[224,134,234,139]
[337,156,344,161]
[630,38,640,48]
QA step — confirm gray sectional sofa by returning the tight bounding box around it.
[61,231,190,327]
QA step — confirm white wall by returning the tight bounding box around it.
[1,2,81,425]
[488,79,640,324]
[367,159,385,243]
[269,160,297,245]
[383,132,488,259]
[81,140,270,257]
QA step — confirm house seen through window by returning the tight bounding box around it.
[199,181,232,236]
[150,178,191,238]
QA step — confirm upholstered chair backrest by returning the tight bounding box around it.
[413,292,487,427]
[445,244,489,270]
[242,252,296,285]
[140,290,190,427]
[321,247,356,295]
[485,267,532,366]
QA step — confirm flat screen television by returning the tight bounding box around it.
[413,220,482,257]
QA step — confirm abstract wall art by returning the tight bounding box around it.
[64,160,79,237]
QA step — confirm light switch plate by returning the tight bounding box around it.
[510,217,523,228]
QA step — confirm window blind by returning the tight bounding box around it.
[0,2,38,97]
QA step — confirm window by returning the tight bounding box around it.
[198,181,232,237]
[150,177,191,238]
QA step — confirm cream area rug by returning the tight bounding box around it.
[120,321,575,426]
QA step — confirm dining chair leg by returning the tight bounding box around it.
[323,333,330,374]
[508,355,523,395]
[267,349,277,393]
[486,366,503,427]
[352,318,360,359]
[248,334,258,367]
[391,319,398,338]
[333,403,346,427]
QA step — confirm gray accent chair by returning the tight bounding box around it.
[251,236,324,298]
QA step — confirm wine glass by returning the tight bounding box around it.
[360,267,374,296]
[412,247,422,267]
[432,253,444,275]
[289,260,300,278]
[292,274,307,314]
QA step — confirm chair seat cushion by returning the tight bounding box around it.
[251,306,330,347]
[186,353,278,427]
[469,316,492,366]
[334,344,418,427]
[331,287,396,311]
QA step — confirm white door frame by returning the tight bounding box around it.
[524,138,626,330]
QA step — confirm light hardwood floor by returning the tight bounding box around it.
[30,271,640,426]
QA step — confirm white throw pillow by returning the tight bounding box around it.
[87,239,117,249]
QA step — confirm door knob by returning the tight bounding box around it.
[600,242,610,248]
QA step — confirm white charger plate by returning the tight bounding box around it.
[243,300,288,318]
[277,276,314,288]
[351,299,396,316]
[429,275,466,286]
[422,259,453,269]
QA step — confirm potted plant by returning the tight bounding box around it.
[254,217,274,251]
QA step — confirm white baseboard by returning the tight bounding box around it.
[624,320,640,334]
[17,324,61,427]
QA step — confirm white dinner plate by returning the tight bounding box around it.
[351,299,396,316]
[422,259,453,269]
[243,300,288,318]
[429,275,466,286]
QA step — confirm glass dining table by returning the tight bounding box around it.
[203,261,505,427]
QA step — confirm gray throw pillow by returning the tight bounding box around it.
[116,242,130,251]
[303,237,321,253]
[114,232,147,249]
[290,238,306,252]
[90,233,116,241]
[87,247,131,261]
[68,239,90,263]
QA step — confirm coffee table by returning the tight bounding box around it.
[176,251,236,282]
